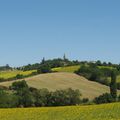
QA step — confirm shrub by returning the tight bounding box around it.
[10,80,28,91]
[15,74,24,79]
[82,98,89,103]
[37,64,51,74]
[0,89,19,108]
[94,93,114,104]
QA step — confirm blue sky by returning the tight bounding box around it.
[0,0,120,66]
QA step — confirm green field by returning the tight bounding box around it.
[52,65,115,73]
[0,72,118,99]
[0,103,120,120]
[52,65,80,73]
[0,70,36,79]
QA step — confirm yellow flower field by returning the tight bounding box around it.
[0,70,36,79]
[0,103,120,120]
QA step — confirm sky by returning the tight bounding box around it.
[0,0,120,67]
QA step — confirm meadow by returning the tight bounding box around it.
[0,103,120,120]
[0,70,36,79]
[52,65,80,73]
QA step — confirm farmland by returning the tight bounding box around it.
[52,65,114,73]
[0,70,36,79]
[0,72,117,99]
[0,103,120,120]
[52,65,80,73]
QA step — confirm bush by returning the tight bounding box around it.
[16,88,34,107]
[15,74,24,79]
[32,88,50,107]
[82,98,89,103]
[75,65,113,86]
[117,83,120,90]
[10,80,28,91]
[37,64,51,74]
[2,81,82,108]
[0,89,19,108]
[49,88,81,106]
[94,93,114,104]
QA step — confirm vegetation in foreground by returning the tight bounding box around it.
[0,103,120,120]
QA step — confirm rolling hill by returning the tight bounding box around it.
[0,103,120,120]
[0,72,114,99]
[52,65,80,73]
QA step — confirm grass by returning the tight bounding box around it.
[0,70,36,79]
[52,65,80,73]
[116,75,120,83]
[0,103,120,120]
[52,65,115,73]
[0,72,118,100]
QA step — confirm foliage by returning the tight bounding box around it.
[48,88,81,106]
[0,89,19,108]
[94,93,114,104]
[10,80,28,91]
[75,65,116,86]
[0,81,82,108]
[110,71,117,101]
[0,64,12,71]
[37,64,51,74]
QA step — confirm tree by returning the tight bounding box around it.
[94,93,113,104]
[15,74,24,79]
[16,88,34,107]
[11,81,34,107]
[41,57,45,64]
[32,88,50,107]
[10,80,28,91]
[110,70,117,101]
[49,88,81,106]
[37,64,51,74]
[0,89,19,108]
[96,60,102,66]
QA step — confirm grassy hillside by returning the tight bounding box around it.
[0,70,36,79]
[52,65,80,73]
[0,103,120,120]
[0,72,114,99]
[52,65,114,73]
[52,65,120,83]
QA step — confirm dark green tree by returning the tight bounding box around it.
[37,64,51,74]
[10,80,28,91]
[110,71,117,101]
[41,57,45,64]
[94,93,113,104]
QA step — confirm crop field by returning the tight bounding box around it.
[52,65,80,73]
[0,70,36,79]
[0,103,120,120]
[52,65,115,73]
[0,72,117,99]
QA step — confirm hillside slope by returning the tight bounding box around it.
[0,103,120,120]
[0,72,112,99]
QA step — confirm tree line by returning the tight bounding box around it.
[0,80,83,108]
[75,63,120,90]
